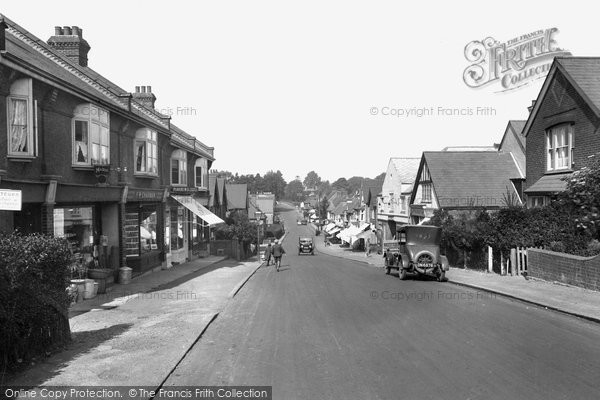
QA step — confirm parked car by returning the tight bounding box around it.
[298,237,315,255]
[384,225,449,281]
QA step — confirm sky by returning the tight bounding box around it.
[1,1,595,182]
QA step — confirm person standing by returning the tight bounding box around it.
[272,240,286,271]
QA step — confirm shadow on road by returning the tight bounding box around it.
[3,323,133,386]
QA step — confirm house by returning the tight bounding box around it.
[498,120,527,177]
[377,158,421,240]
[248,193,275,224]
[409,151,523,223]
[225,183,248,214]
[0,16,223,276]
[522,57,600,207]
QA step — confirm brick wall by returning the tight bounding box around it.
[525,70,600,191]
[528,248,600,291]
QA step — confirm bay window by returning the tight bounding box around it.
[171,149,187,185]
[546,124,573,171]
[135,128,158,175]
[195,158,207,188]
[7,78,35,157]
[73,104,110,166]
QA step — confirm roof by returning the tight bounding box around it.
[216,178,226,204]
[225,184,248,210]
[524,174,569,194]
[441,146,497,152]
[208,174,218,208]
[390,158,421,184]
[0,14,213,160]
[417,151,523,208]
[507,120,526,150]
[524,57,600,137]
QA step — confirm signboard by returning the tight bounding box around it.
[0,189,22,211]
[170,186,199,194]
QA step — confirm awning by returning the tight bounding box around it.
[350,223,371,244]
[328,227,341,235]
[171,195,225,226]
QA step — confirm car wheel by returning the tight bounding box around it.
[385,267,390,275]
[399,268,408,280]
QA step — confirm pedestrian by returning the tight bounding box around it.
[365,237,371,257]
[272,239,286,271]
[265,241,273,266]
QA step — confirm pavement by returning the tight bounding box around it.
[312,223,600,323]
[4,255,263,387]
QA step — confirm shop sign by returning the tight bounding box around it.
[170,186,199,194]
[0,189,22,211]
[128,189,164,201]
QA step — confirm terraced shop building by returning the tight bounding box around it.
[0,16,223,276]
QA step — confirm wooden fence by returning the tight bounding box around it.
[487,246,542,276]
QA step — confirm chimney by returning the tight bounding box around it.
[132,85,157,110]
[527,100,536,113]
[0,17,7,52]
[47,25,91,67]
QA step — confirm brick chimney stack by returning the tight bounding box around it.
[527,100,536,113]
[132,86,157,110]
[47,26,91,67]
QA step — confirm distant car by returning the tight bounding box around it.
[297,220,302,225]
[298,237,314,255]
[384,225,449,281]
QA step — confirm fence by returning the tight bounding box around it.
[487,246,542,276]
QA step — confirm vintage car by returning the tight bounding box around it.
[384,225,449,282]
[298,237,315,255]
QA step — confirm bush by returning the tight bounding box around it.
[0,232,73,374]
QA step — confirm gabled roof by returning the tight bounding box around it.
[208,174,218,208]
[0,14,213,160]
[225,184,248,210]
[216,178,226,205]
[441,146,497,152]
[412,151,523,208]
[390,158,421,184]
[524,57,600,137]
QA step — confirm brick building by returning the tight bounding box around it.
[0,16,222,276]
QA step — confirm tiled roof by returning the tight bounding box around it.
[225,184,248,210]
[556,57,600,115]
[508,120,526,149]
[208,174,218,208]
[441,146,497,152]
[524,173,569,194]
[0,14,213,159]
[217,178,226,204]
[422,151,522,208]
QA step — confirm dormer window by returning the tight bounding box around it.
[135,128,158,175]
[171,149,187,186]
[72,104,110,166]
[7,78,35,157]
[546,124,573,171]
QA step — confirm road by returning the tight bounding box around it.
[164,206,600,399]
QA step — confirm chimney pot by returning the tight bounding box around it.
[141,86,146,93]
[135,86,140,93]
[72,26,81,37]
[147,86,152,93]
[55,26,63,35]
[63,26,72,35]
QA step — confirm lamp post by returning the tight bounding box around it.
[255,211,262,256]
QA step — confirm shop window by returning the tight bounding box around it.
[170,206,185,251]
[135,128,158,175]
[53,207,95,262]
[7,78,35,157]
[171,149,187,185]
[125,205,159,256]
[72,104,110,166]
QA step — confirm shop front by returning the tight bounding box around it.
[125,188,166,276]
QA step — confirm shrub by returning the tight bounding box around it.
[0,232,72,374]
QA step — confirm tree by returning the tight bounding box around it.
[347,176,363,195]
[303,171,322,190]
[263,170,287,200]
[318,196,329,219]
[285,179,305,203]
[331,177,349,194]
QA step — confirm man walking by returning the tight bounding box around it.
[272,239,286,271]
[265,241,273,266]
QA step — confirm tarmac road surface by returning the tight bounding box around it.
[164,207,600,400]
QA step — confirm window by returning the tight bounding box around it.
[422,183,432,203]
[170,206,185,250]
[135,128,158,175]
[546,124,573,171]
[171,149,187,185]
[195,158,207,188]
[528,196,547,208]
[400,196,407,213]
[124,205,159,257]
[73,104,110,165]
[7,78,35,157]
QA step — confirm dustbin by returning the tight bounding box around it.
[119,267,132,284]
[83,279,97,299]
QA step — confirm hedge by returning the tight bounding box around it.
[0,232,73,374]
